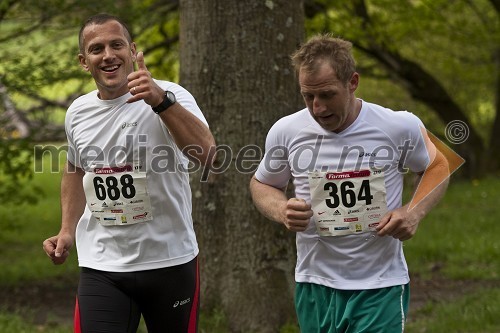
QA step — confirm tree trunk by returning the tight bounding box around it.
[179,1,304,332]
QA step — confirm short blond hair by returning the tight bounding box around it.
[291,34,356,84]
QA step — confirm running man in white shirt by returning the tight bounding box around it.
[250,34,450,332]
[42,13,215,333]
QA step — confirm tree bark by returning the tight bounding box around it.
[179,1,304,331]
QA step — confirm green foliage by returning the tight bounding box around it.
[305,0,499,143]
[1,0,497,152]
[0,0,165,114]
[135,9,180,82]
[0,139,43,205]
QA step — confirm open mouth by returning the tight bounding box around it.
[101,64,120,73]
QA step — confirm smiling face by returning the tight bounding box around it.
[299,61,360,133]
[78,20,136,100]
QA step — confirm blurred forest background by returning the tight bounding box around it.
[0,0,499,332]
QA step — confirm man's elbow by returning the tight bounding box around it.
[428,149,450,181]
[199,141,216,169]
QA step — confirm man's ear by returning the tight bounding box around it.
[78,54,89,72]
[349,72,359,92]
[130,42,137,62]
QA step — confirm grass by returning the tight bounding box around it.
[405,288,500,333]
[0,312,70,333]
[404,176,500,280]
[0,154,499,332]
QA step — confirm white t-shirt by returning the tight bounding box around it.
[255,100,430,290]
[65,79,208,272]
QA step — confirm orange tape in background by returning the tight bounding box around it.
[408,127,465,210]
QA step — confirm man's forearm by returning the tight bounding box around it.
[249,176,288,224]
[60,162,86,236]
[159,105,216,166]
[407,149,450,218]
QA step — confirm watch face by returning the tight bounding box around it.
[166,91,176,103]
[153,91,176,114]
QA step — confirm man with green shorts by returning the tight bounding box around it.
[296,282,409,331]
[250,34,449,332]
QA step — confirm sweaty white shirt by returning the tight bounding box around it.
[66,79,208,272]
[255,100,430,290]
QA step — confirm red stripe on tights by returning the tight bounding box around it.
[188,258,200,333]
[74,296,81,333]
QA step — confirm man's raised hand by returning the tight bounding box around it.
[127,51,164,106]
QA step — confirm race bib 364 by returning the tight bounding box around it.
[308,169,387,236]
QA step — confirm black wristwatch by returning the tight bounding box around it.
[152,91,176,114]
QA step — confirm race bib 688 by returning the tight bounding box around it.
[83,165,153,226]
